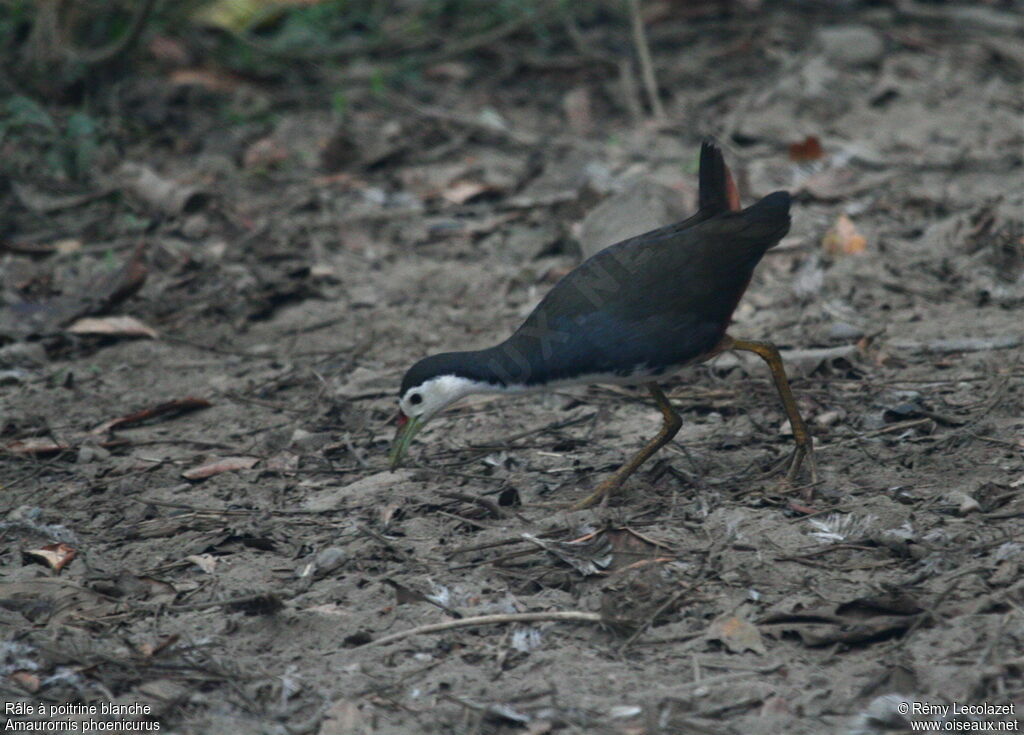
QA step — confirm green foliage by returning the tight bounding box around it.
[118,212,150,234]
[203,0,559,75]
[0,0,33,38]
[64,111,99,179]
[368,67,388,98]
[330,89,348,118]
[3,95,58,133]
[0,96,101,180]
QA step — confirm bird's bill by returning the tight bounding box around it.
[388,412,423,470]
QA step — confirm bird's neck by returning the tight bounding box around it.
[425,342,552,396]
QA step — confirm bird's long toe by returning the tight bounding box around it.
[785,441,817,480]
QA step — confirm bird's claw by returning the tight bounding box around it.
[761,440,817,483]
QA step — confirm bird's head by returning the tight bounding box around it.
[389,353,487,470]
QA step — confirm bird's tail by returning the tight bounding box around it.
[740,190,791,248]
[699,138,742,215]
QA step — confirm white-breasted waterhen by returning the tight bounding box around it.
[390,139,817,508]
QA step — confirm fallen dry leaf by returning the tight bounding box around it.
[54,238,83,254]
[264,451,300,473]
[822,213,867,255]
[706,614,767,654]
[93,397,212,435]
[789,135,825,162]
[182,456,259,480]
[23,542,77,572]
[761,593,923,646]
[185,554,218,574]
[0,242,148,340]
[9,671,40,693]
[5,438,71,455]
[169,68,243,93]
[243,137,290,169]
[10,182,113,214]
[442,180,491,205]
[68,315,158,339]
[119,162,209,215]
[424,61,471,81]
[137,576,177,602]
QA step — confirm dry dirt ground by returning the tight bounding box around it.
[2,3,1024,734]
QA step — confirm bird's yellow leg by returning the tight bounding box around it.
[572,383,682,510]
[725,336,818,483]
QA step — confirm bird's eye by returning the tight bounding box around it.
[409,393,423,406]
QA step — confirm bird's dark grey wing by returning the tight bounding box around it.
[493,192,790,384]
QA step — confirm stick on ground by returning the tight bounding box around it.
[360,611,603,648]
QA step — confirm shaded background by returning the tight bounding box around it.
[1,1,1023,733]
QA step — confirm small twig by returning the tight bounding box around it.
[626,0,665,120]
[618,58,644,125]
[814,418,934,453]
[360,611,603,647]
[889,336,1023,354]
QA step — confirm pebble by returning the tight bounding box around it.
[817,25,885,67]
[180,213,209,239]
[0,369,28,384]
[0,342,47,367]
[814,409,846,427]
[827,321,865,341]
[77,443,111,464]
[314,547,348,575]
[290,428,332,452]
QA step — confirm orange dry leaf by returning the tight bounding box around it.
[23,542,77,572]
[789,135,825,162]
[822,213,867,255]
[706,614,767,654]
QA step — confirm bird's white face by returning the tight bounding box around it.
[399,375,478,422]
[390,375,480,469]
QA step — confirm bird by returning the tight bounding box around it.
[390,139,817,509]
